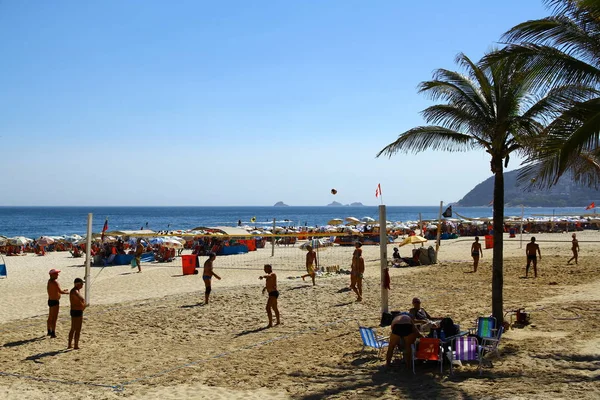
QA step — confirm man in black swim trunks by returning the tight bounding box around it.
[525,237,542,278]
[68,278,86,350]
[386,314,423,369]
[202,252,221,304]
[259,264,280,327]
[47,269,69,338]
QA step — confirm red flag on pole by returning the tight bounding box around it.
[585,202,595,210]
[101,218,109,241]
[375,183,382,198]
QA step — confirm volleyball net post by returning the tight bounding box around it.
[379,205,388,314]
[85,213,92,306]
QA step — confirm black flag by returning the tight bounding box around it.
[442,205,452,218]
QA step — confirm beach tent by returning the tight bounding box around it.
[0,255,7,278]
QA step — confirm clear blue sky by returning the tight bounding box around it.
[0,0,550,206]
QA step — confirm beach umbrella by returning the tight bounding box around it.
[327,218,343,226]
[170,236,186,245]
[398,235,428,247]
[345,217,361,224]
[127,238,148,246]
[149,237,165,245]
[162,239,184,249]
[9,236,32,246]
[37,236,55,246]
[362,216,375,223]
[63,234,83,243]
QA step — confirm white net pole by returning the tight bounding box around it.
[379,205,388,314]
[84,213,92,305]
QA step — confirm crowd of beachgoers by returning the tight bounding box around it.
[1,214,597,256]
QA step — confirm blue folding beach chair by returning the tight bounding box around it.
[358,325,389,358]
[0,255,7,279]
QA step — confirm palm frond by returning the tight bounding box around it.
[488,44,600,89]
[421,70,491,118]
[376,127,479,158]
[420,104,488,134]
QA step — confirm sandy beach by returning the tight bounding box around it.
[1,231,599,399]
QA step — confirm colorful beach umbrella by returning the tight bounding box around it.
[398,235,428,247]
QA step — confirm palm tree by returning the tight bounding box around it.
[377,53,589,324]
[492,0,600,188]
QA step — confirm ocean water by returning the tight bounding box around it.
[0,206,591,239]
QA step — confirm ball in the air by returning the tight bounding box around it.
[331,189,337,195]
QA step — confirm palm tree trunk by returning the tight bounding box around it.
[492,158,504,325]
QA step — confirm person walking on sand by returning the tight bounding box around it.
[301,245,317,286]
[525,237,542,278]
[134,238,144,273]
[568,233,580,265]
[471,236,483,272]
[259,264,280,327]
[47,269,69,338]
[350,242,364,302]
[68,278,86,350]
[202,252,221,304]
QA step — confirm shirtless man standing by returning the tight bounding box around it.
[68,278,86,350]
[202,252,221,304]
[301,245,317,286]
[525,237,542,278]
[259,264,280,327]
[350,242,364,302]
[568,233,580,265]
[47,269,69,338]
[471,236,483,272]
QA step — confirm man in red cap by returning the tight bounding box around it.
[47,269,69,338]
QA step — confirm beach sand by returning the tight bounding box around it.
[1,231,599,399]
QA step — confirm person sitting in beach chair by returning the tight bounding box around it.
[70,246,82,258]
[102,245,117,266]
[409,297,443,333]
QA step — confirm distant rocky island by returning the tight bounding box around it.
[456,168,599,207]
[273,201,289,207]
[326,201,364,206]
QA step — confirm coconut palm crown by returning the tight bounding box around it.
[493,0,600,188]
[377,52,591,324]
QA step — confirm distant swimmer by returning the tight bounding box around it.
[301,245,317,286]
[47,269,69,338]
[203,252,221,304]
[568,233,580,265]
[525,237,542,278]
[68,278,86,350]
[259,264,280,327]
[471,236,483,272]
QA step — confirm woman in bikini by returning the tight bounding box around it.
[471,236,483,272]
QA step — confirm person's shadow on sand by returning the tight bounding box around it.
[26,349,69,364]
[234,326,270,337]
[4,336,45,348]
[181,303,204,308]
